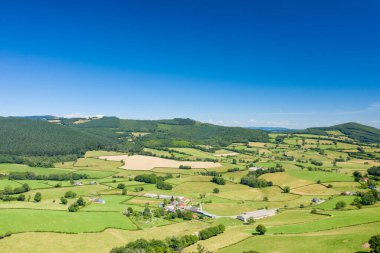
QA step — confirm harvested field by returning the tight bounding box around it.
[99,155,221,170]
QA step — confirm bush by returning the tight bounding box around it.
[213,188,220,194]
[335,201,346,209]
[117,183,125,189]
[246,217,255,225]
[64,191,77,198]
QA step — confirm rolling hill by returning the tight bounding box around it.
[305,122,380,143]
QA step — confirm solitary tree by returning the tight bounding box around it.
[34,192,42,202]
[213,188,220,194]
[117,183,126,189]
[335,201,346,210]
[255,224,266,235]
[282,186,290,193]
[60,197,68,205]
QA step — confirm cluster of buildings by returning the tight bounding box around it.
[144,193,190,212]
[143,193,275,220]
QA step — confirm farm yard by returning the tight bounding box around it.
[0,129,380,253]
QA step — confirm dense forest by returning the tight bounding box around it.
[0,117,119,166]
[0,116,269,166]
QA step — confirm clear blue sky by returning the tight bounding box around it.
[0,0,379,129]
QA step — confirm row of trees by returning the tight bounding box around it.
[8,172,89,181]
[68,197,86,212]
[134,174,173,190]
[211,176,226,185]
[110,224,225,253]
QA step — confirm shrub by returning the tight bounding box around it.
[335,201,346,209]
[64,191,77,198]
[117,183,125,189]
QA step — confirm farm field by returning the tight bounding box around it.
[99,154,222,170]
[0,130,379,253]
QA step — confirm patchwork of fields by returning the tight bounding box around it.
[0,132,379,253]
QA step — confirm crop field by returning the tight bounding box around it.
[99,154,222,170]
[1,130,379,253]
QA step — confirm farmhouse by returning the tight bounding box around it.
[237,209,277,222]
[311,198,325,204]
[72,181,83,186]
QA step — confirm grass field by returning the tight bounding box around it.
[0,209,137,233]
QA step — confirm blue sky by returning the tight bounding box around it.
[0,0,379,129]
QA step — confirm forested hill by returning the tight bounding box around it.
[73,117,269,147]
[305,122,380,143]
[13,116,269,148]
[0,117,117,157]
